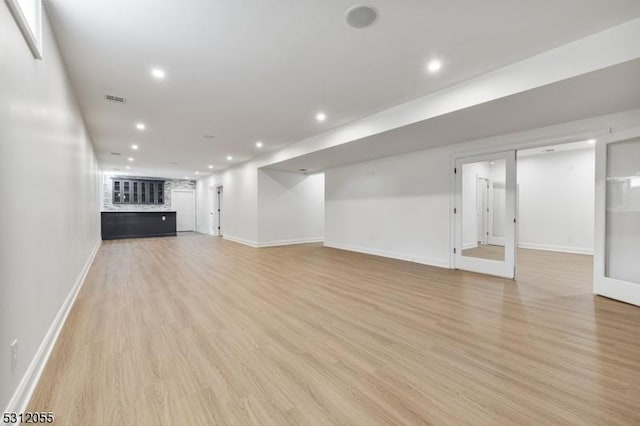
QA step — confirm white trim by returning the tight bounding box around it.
[223,234,259,247]
[462,242,478,250]
[324,241,450,269]
[5,0,43,59]
[517,242,593,255]
[257,238,323,248]
[3,239,101,415]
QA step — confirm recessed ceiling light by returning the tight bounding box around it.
[185,176,189,179]
[126,166,130,170]
[256,141,263,148]
[208,165,214,169]
[195,171,199,175]
[427,59,442,73]
[135,123,145,130]
[128,157,134,162]
[131,144,139,150]
[316,112,327,122]
[151,67,166,80]
[587,139,596,145]
[227,156,233,161]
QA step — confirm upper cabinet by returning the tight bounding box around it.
[113,178,164,205]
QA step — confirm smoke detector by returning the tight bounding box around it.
[345,5,378,28]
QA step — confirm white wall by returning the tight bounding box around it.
[196,167,324,247]
[517,148,595,254]
[257,170,324,246]
[325,149,452,267]
[324,109,640,268]
[195,163,258,245]
[0,5,101,412]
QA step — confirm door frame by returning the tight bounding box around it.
[593,126,640,306]
[448,127,610,274]
[214,184,223,236]
[454,150,517,278]
[171,189,196,232]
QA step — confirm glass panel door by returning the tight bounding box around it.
[455,151,516,278]
[594,129,640,306]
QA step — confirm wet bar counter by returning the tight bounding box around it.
[101,211,177,240]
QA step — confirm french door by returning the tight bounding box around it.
[594,128,640,306]
[454,150,517,278]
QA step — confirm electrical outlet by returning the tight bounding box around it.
[10,340,18,371]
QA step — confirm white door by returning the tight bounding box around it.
[594,128,640,306]
[172,190,195,232]
[455,151,517,278]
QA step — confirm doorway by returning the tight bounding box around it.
[454,140,597,279]
[171,189,196,232]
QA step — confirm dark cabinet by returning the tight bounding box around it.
[113,178,164,205]
[101,212,176,240]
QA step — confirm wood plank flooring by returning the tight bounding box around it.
[462,244,505,260]
[28,234,640,425]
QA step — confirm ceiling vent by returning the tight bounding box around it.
[110,152,122,156]
[105,94,126,104]
[345,5,378,28]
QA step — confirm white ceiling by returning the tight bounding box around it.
[265,59,640,172]
[44,0,640,179]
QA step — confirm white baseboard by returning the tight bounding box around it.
[462,242,478,250]
[4,239,101,416]
[223,234,259,247]
[257,237,323,248]
[323,241,450,269]
[517,242,593,255]
[224,235,324,248]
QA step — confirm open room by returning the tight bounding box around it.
[2,1,640,424]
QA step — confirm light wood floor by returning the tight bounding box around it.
[28,234,640,425]
[462,244,505,260]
